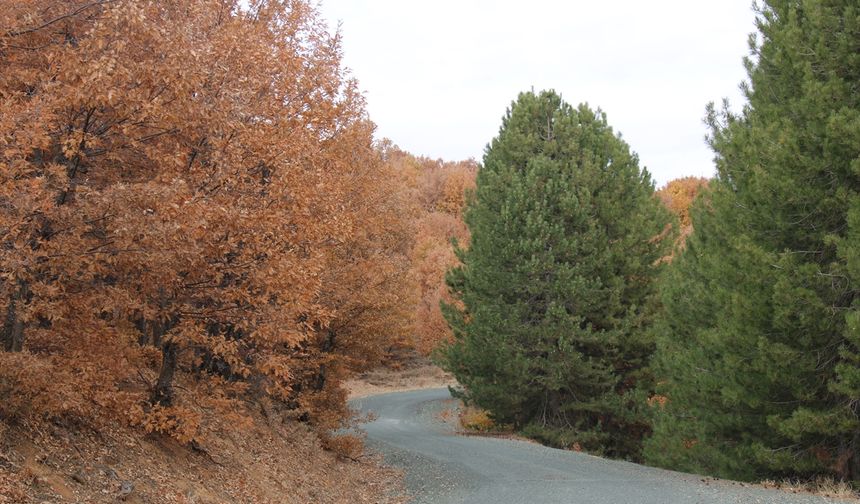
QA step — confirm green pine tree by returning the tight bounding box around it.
[645,0,860,482]
[438,90,673,458]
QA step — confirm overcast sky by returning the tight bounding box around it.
[317,1,758,186]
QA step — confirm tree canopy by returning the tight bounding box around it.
[0,0,412,450]
[645,0,860,482]
[439,90,673,458]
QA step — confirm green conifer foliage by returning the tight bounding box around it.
[439,90,673,458]
[645,1,860,482]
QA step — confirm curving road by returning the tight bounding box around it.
[353,388,840,504]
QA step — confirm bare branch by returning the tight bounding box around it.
[4,0,120,38]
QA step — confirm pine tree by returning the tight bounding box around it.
[439,90,673,458]
[645,0,860,482]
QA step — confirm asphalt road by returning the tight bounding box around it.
[353,388,841,504]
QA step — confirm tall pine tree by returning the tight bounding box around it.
[439,90,673,458]
[645,0,860,482]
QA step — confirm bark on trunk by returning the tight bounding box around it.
[2,281,28,352]
[313,327,337,391]
[314,364,327,392]
[135,317,149,346]
[834,431,860,481]
[2,299,16,352]
[151,342,178,406]
[9,314,23,352]
[151,319,163,348]
[850,431,860,482]
[321,327,336,352]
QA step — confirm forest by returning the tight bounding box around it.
[0,0,858,502]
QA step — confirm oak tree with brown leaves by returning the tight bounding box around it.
[0,0,410,448]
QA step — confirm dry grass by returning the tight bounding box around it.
[459,407,496,432]
[760,477,859,502]
[454,405,530,443]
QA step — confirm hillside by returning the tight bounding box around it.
[0,408,404,504]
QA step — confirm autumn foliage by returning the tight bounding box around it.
[656,177,709,229]
[0,0,411,449]
[379,147,476,355]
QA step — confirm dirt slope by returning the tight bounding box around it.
[0,408,405,504]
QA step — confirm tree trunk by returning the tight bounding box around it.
[321,327,336,352]
[135,317,149,346]
[849,430,860,482]
[2,299,16,352]
[2,281,28,352]
[151,341,177,406]
[9,313,24,352]
[833,431,860,482]
[313,327,337,391]
[151,319,163,347]
[314,363,327,392]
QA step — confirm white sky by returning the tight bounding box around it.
[317,1,758,186]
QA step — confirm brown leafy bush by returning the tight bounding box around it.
[656,176,709,244]
[459,407,496,432]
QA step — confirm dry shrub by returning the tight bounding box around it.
[321,434,365,460]
[0,352,136,424]
[647,394,669,408]
[656,177,709,256]
[128,404,203,445]
[761,478,859,501]
[0,471,28,504]
[459,407,496,432]
[656,177,709,228]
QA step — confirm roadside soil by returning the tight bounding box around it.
[0,403,405,504]
[0,357,459,504]
[345,359,456,400]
